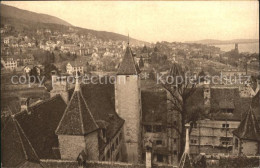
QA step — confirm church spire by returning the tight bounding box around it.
[117,44,141,75]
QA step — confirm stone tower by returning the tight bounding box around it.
[115,44,142,163]
[50,71,69,104]
[55,73,99,160]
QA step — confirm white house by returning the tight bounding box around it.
[66,62,84,74]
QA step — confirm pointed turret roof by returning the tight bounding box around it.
[117,46,141,75]
[233,107,260,141]
[1,116,40,167]
[56,75,99,135]
[169,63,182,76]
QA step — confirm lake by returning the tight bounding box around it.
[212,42,259,53]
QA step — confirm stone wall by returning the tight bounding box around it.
[84,131,100,160]
[115,75,142,163]
[241,140,259,155]
[40,160,174,168]
[58,135,85,160]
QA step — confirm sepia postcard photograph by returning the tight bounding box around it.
[0,1,259,168]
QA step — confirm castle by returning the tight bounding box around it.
[1,43,145,167]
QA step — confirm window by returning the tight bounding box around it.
[173,121,177,126]
[191,139,197,144]
[222,141,229,145]
[227,109,234,113]
[154,125,162,132]
[235,138,238,149]
[157,154,163,162]
[222,124,229,128]
[156,140,163,146]
[173,139,177,143]
[146,125,152,132]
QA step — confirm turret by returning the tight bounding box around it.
[115,44,142,163]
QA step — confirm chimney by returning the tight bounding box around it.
[184,123,190,154]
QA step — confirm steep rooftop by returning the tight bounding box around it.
[56,77,99,135]
[233,107,260,141]
[14,95,66,159]
[1,116,41,167]
[117,46,141,75]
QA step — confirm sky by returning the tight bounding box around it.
[2,1,259,43]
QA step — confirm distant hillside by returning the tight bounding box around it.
[0,4,71,26]
[0,4,148,45]
[186,39,259,45]
[75,26,147,44]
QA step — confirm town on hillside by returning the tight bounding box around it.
[1,2,260,168]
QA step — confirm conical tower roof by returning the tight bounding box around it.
[56,75,99,135]
[117,46,141,75]
[233,107,260,141]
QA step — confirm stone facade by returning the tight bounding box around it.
[115,75,142,163]
[58,132,99,160]
[58,135,85,160]
[100,127,124,162]
[233,135,260,156]
[190,120,240,155]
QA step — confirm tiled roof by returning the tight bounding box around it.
[209,88,251,121]
[186,87,252,121]
[251,91,260,122]
[1,116,41,167]
[233,107,260,141]
[219,100,235,109]
[55,88,99,135]
[14,95,66,159]
[68,81,124,151]
[1,96,21,115]
[117,46,141,75]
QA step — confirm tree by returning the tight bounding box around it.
[44,64,59,80]
[29,66,42,83]
[157,63,198,160]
